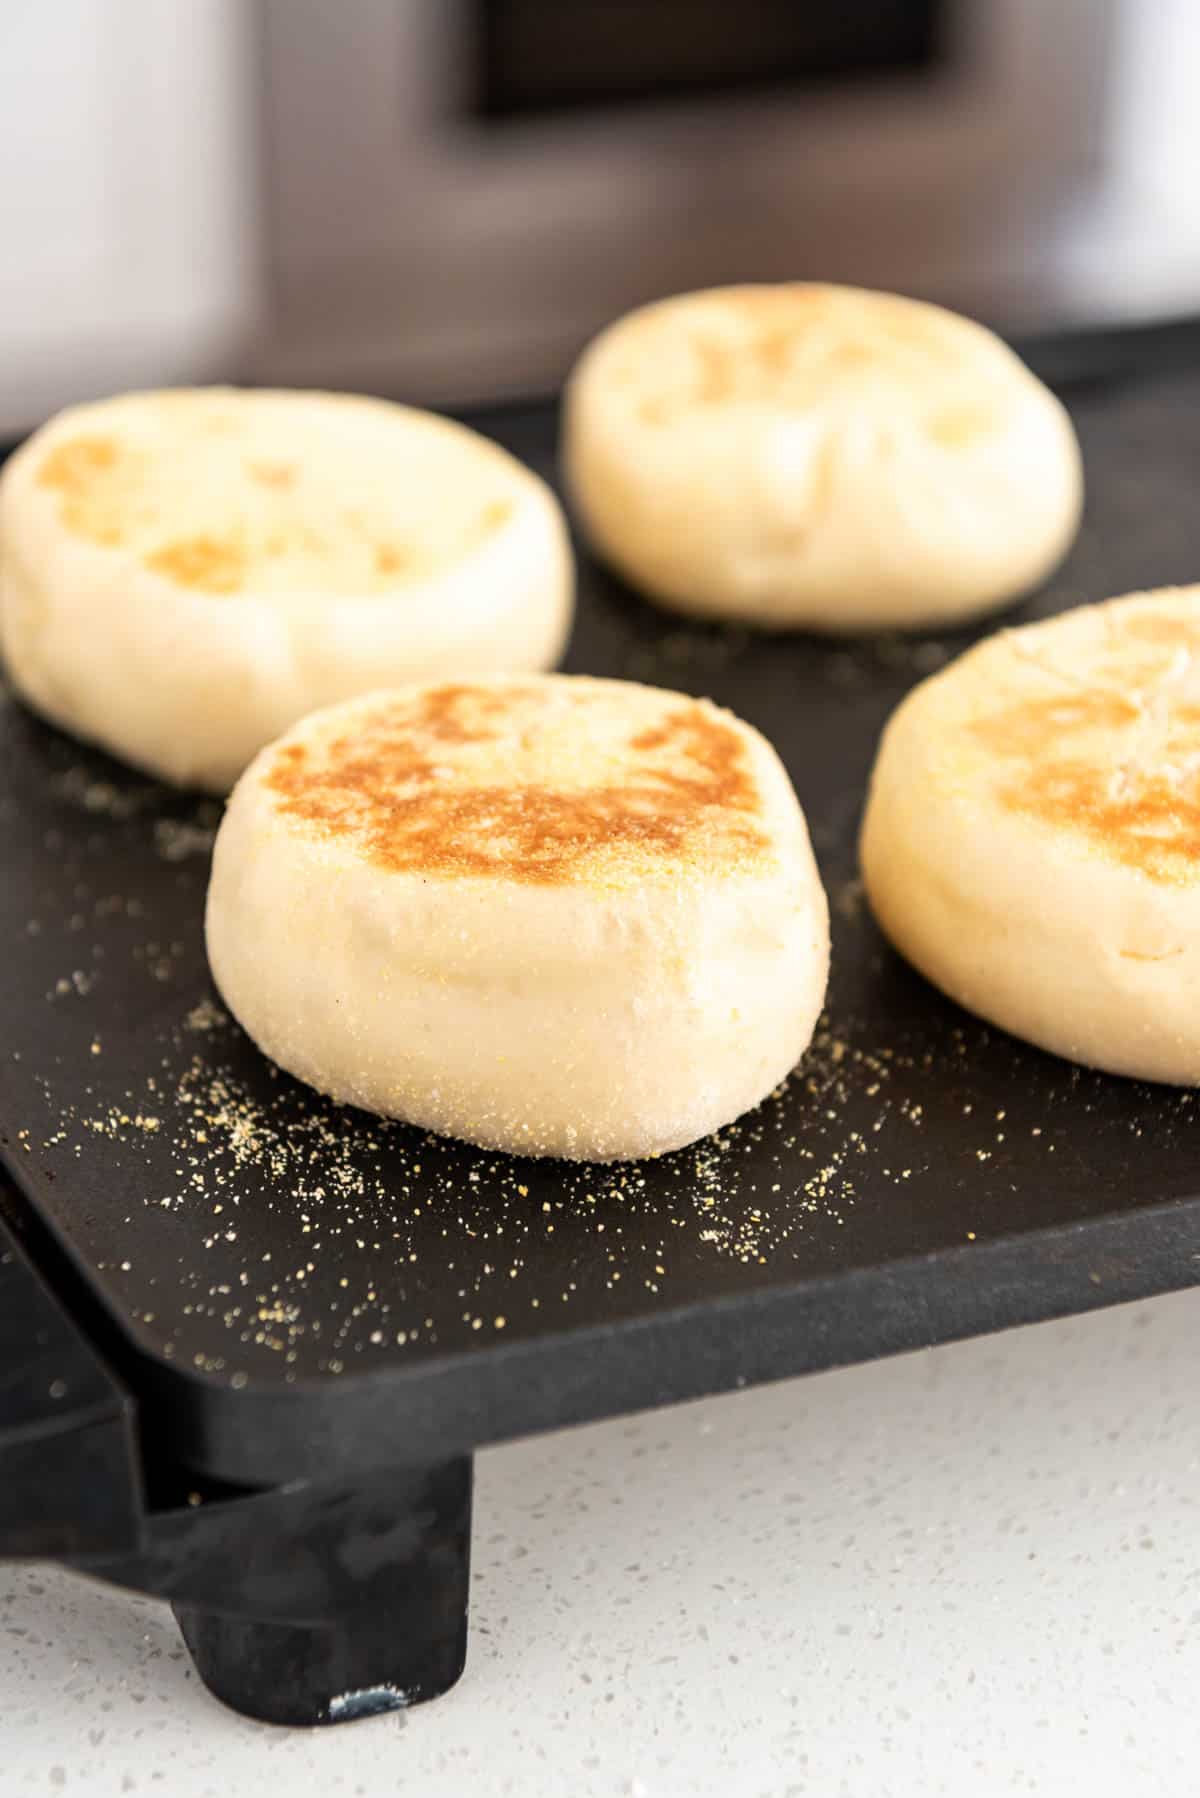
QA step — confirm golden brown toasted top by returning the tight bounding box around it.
[29,391,519,596]
[263,679,773,886]
[591,284,1014,433]
[962,594,1200,886]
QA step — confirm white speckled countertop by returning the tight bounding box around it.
[3,1289,1199,1796]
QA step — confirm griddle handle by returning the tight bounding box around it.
[0,1205,143,1559]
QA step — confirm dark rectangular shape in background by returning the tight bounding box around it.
[473,0,945,119]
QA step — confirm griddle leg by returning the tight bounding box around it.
[172,1455,473,1727]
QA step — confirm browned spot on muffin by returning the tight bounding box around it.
[645,289,952,422]
[970,691,1140,758]
[247,460,296,489]
[374,543,408,577]
[693,338,736,406]
[265,684,769,885]
[1120,611,1200,649]
[474,498,513,538]
[754,327,803,373]
[60,503,124,547]
[37,436,128,545]
[411,682,518,745]
[145,534,246,595]
[689,326,804,404]
[927,404,992,447]
[38,435,119,494]
[1005,761,1200,886]
[969,620,1200,884]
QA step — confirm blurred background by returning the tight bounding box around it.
[2,0,1199,436]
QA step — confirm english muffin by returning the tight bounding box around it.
[0,388,572,790]
[564,283,1081,631]
[206,674,829,1159]
[861,587,1200,1081]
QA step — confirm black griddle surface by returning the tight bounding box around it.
[5,359,1200,1484]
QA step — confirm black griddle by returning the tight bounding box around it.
[5,329,1200,1726]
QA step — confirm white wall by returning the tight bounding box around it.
[1051,0,1200,321]
[0,0,260,437]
